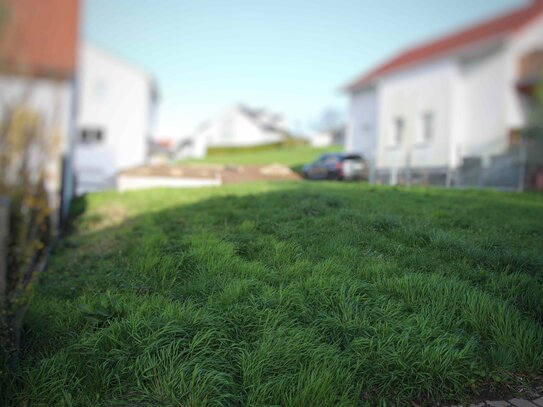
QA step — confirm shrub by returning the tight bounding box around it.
[0,107,54,374]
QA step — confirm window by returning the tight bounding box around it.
[79,128,104,144]
[389,117,404,147]
[419,112,435,144]
[324,155,339,165]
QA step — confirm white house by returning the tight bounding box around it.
[310,128,346,148]
[345,0,543,188]
[311,132,335,148]
[0,0,80,224]
[179,105,288,159]
[74,43,159,194]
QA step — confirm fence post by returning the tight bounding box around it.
[518,132,527,192]
[0,196,9,301]
[405,152,412,187]
[368,154,376,184]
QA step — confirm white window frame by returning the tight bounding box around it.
[417,111,435,146]
[389,117,404,148]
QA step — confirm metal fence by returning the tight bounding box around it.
[0,197,9,302]
[457,129,543,191]
[368,128,543,191]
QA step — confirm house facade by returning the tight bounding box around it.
[311,127,346,148]
[74,43,159,194]
[180,105,287,159]
[0,0,80,223]
[346,0,543,188]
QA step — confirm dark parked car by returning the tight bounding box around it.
[302,153,367,181]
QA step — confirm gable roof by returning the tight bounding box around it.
[193,104,286,136]
[0,0,80,77]
[346,0,543,92]
[238,104,286,134]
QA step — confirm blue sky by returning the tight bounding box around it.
[84,0,527,138]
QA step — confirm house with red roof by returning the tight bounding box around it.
[345,0,543,188]
[1,1,160,197]
[0,0,81,222]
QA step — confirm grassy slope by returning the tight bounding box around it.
[3,182,543,406]
[184,145,342,169]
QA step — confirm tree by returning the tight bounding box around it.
[313,107,344,133]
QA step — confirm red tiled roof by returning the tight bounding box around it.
[346,0,543,92]
[0,0,80,77]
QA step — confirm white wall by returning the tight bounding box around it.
[376,58,456,170]
[0,74,74,222]
[118,174,221,191]
[176,134,207,160]
[507,13,543,129]
[0,75,73,152]
[311,132,333,148]
[194,106,284,151]
[455,16,543,163]
[76,43,157,191]
[347,88,378,160]
[457,41,509,162]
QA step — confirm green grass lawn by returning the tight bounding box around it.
[184,145,342,170]
[3,182,543,406]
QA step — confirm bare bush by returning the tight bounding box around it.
[0,104,54,373]
[0,0,61,372]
